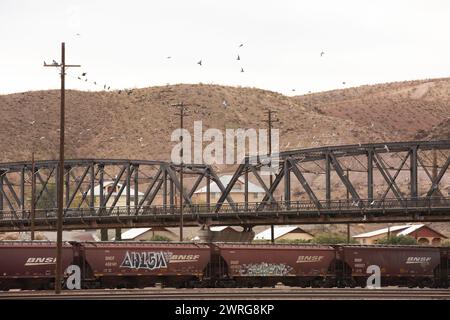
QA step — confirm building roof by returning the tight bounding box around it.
[210,226,238,232]
[351,224,440,239]
[121,228,151,240]
[352,225,416,238]
[194,175,265,193]
[254,226,311,240]
[91,181,144,196]
[40,230,100,242]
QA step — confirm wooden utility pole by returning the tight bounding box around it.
[30,152,36,240]
[44,42,80,294]
[346,168,350,243]
[264,110,279,243]
[171,102,188,242]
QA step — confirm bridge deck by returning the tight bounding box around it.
[1,198,449,231]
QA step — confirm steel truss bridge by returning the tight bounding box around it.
[0,140,450,232]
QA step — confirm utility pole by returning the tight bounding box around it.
[264,110,279,243]
[346,168,350,243]
[30,152,36,241]
[171,102,188,242]
[44,42,80,294]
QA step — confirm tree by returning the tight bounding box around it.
[36,184,57,210]
[376,235,417,245]
[277,239,312,244]
[312,233,358,244]
[150,235,172,242]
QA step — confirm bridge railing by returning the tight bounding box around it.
[0,197,449,222]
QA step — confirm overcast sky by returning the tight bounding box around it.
[1,0,450,95]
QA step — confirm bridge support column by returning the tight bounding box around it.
[206,170,211,212]
[89,163,95,209]
[271,225,275,243]
[325,154,331,208]
[410,147,418,199]
[347,224,350,243]
[115,228,122,241]
[0,172,3,218]
[99,164,108,241]
[368,149,373,203]
[21,167,25,218]
[101,229,108,241]
[284,159,291,207]
[134,165,139,212]
[65,166,70,209]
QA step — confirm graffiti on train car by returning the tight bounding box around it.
[239,263,293,276]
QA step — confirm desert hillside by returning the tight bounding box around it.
[2,78,449,164]
[294,78,450,142]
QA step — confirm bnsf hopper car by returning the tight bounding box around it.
[212,244,336,287]
[0,241,450,290]
[0,241,73,290]
[81,242,210,288]
[338,245,449,288]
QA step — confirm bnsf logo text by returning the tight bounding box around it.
[170,254,200,262]
[25,257,57,266]
[296,256,324,263]
[406,257,432,264]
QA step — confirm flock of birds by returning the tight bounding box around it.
[168,43,246,73]
[45,43,344,94]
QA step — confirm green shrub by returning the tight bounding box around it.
[440,239,450,247]
[150,235,172,242]
[376,235,417,245]
[312,233,357,244]
[276,239,312,244]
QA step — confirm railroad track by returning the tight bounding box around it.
[1,287,449,300]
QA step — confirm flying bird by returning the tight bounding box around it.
[292,89,296,92]
[93,81,96,85]
[104,85,106,89]
[166,56,171,59]
[29,120,35,125]
[108,86,110,90]
[342,81,346,85]
[85,78,88,82]
[77,77,81,80]
[320,51,325,57]
[197,60,202,66]
[239,43,244,48]
[222,100,228,108]
[82,72,87,76]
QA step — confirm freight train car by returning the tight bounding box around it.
[211,244,336,287]
[0,241,74,290]
[0,241,450,290]
[337,245,444,288]
[80,242,211,288]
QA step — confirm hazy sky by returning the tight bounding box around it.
[1,0,450,95]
